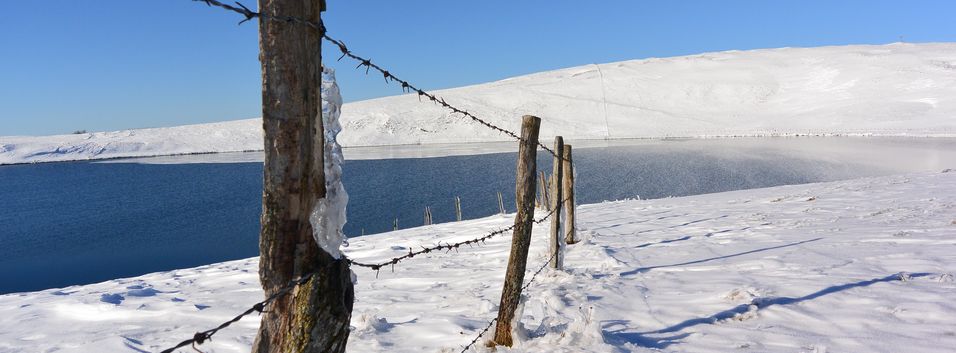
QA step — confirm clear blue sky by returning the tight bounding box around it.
[2,0,954,136]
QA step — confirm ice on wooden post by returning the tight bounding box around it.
[309,68,349,259]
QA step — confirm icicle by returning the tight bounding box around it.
[309,68,349,259]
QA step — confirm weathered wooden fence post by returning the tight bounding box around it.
[538,171,550,210]
[549,136,564,269]
[455,196,462,221]
[253,1,353,353]
[563,145,577,244]
[497,191,506,214]
[424,206,433,225]
[393,218,399,231]
[492,115,540,347]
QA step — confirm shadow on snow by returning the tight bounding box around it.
[601,272,933,350]
[620,237,823,276]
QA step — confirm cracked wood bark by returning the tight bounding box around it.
[492,115,540,347]
[252,1,353,353]
[563,145,577,244]
[549,136,564,269]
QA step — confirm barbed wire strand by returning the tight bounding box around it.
[191,0,565,161]
[322,34,561,160]
[172,6,571,352]
[349,194,567,274]
[158,189,567,352]
[158,261,338,353]
[459,252,557,353]
[459,317,497,353]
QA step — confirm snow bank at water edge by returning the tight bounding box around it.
[3,42,956,165]
[2,170,955,352]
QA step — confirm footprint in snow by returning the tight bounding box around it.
[126,288,162,297]
[100,293,125,305]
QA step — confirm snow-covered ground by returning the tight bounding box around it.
[3,42,955,165]
[2,170,954,352]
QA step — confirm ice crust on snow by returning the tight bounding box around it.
[3,43,956,165]
[309,68,349,259]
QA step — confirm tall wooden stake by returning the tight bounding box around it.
[492,115,540,347]
[549,136,564,269]
[455,196,462,221]
[562,145,577,244]
[497,191,506,214]
[253,1,353,353]
[424,206,433,225]
[538,171,550,210]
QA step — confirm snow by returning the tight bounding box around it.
[3,170,955,352]
[310,68,349,259]
[3,43,956,165]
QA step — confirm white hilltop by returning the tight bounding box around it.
[341,42,956,145]
[2,42,956,164]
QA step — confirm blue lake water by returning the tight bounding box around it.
[2,137,954,294]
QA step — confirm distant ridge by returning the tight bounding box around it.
[3,43,955,164]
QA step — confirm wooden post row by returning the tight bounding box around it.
[549,136,564,269]
[423,206,433,226]
[493,115,540,347]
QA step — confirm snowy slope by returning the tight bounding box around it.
[0,119,261,164]
[3,42,956,164]
[342,42,956,145]
[2,170,955,352]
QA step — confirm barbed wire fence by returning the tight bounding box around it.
[159,1,580,352]
[193,0,566,161]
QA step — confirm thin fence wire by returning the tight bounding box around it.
[158,261,339,353]
[349,194,567,273]
[192,0,566,161]
[155,3,579,352]
[158,193,567,352]
[459,251,557,353]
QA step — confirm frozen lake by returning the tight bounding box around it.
[1,137,955,294]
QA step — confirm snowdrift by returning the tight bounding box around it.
[2,171,955,352]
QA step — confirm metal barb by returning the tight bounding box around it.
[158,261,338,353]
[345,194,570,273]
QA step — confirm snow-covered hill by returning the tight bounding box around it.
[0,119,262,165]
[3,42,956,164]
[2,171,954,352]
[343,42,956,145]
